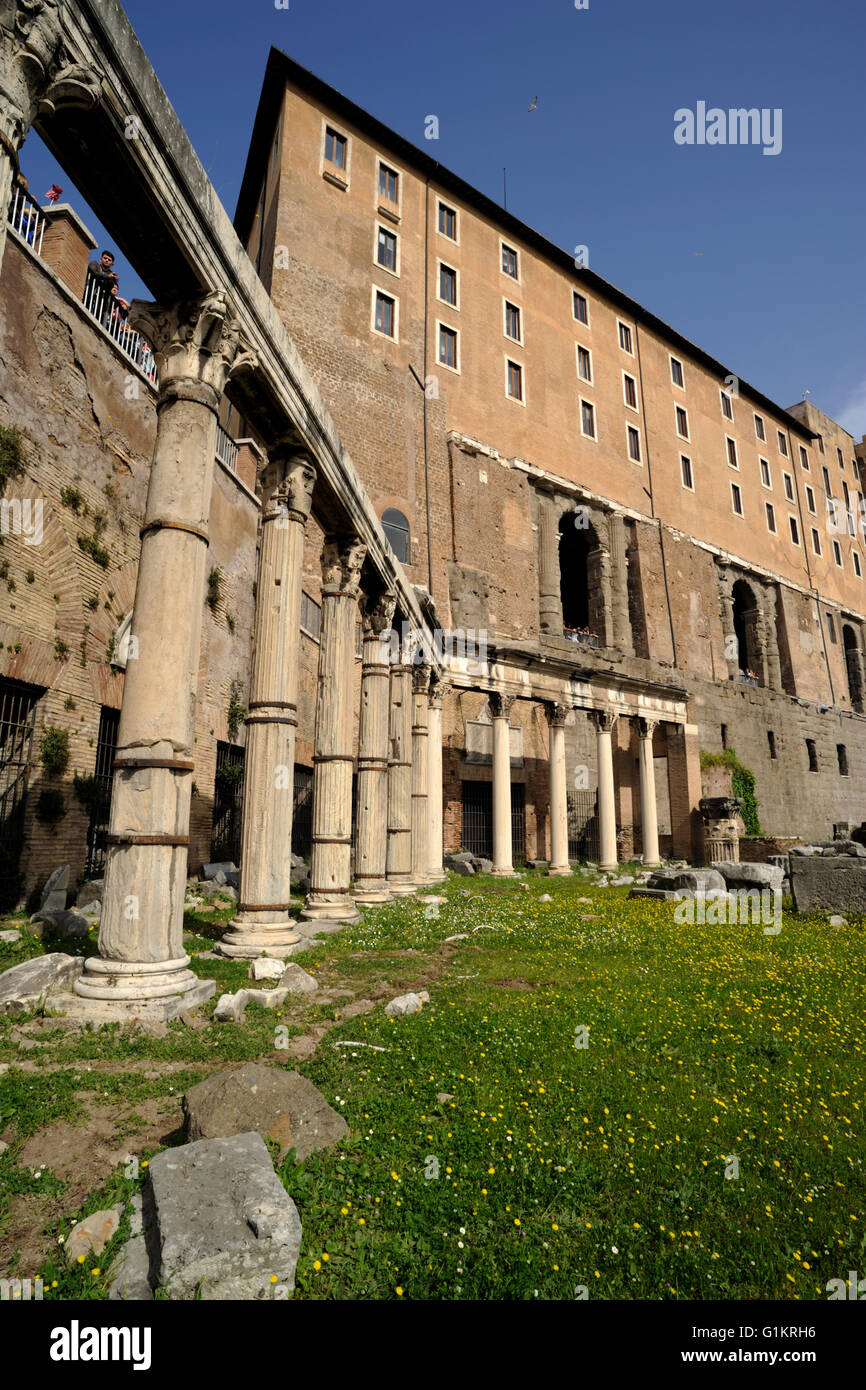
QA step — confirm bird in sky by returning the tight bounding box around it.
[529,96,538,111]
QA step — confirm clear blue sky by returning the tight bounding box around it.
[20,0,866,436]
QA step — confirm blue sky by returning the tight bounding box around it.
[21,0,866,435]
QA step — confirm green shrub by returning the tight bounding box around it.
[39,726,71,775]
[699,747,760,835]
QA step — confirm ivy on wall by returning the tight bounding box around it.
[700,747,761,836]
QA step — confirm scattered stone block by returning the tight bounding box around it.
[214,991,246,1023]
[108,1232,152,1301]
[539,893,553,903]
[790,856,866,915]
[829,915,848,928]
[420,894,447,905]
[0,953,84,1016]
[0,929,22,945]
[527,860,548,870]
[449,860,474,875]
[437,1092,454,1104]
[249,958,284,982]
[279,963,318,994]
[147,1132,302,1299]
[473,857,494,874]
[65,1208,119,1263]
[32,908,90,938]
[183,1063,348,1161]
[40,864,70,912]
[201,862,237,881]
[711,862,784,892]
[74,879,104,908]
[384,991,427,1017]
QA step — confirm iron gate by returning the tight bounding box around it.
[567,787,600,862]
[0,677,42,909]
[461,780,526,864]
[292,765,313,860]
[84,706,120,878]
[211,740,245,864]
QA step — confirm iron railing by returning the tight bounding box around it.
[82,274,157,384]
[6,185,46,255]
[0,677,43,909]
[567,787,601,862]
[460,780,525,863]
[84,706,120,878]
[215,424,239,473]
[292,764,314,860]
[211,740,245,865]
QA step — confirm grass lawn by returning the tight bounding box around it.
[0,871,863,1300]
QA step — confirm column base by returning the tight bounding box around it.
[353,881,393,904]
[386,879,417,897]
[217,913,302,960]
[52,979,216,1024]
[599,862,618,873]
[301,895,361,925]
[548,865,572,876]
[74,955,213,1006]
[492,867,516,877]
[642,859,661,870]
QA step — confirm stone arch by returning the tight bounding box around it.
[558,509,609,643]
[731,577,761,681]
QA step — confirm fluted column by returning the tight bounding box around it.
[761,586,782,692]
[427,679,445,880]
[0,4,100,274]
[76,292,254,1008]
[386,632,415,895]
[537,494,563,634]
[546,703,570,874]
[354,587,397,903]
[718,571,739,680]
[302,534,367,924]
[490,691,516,876]
[608,513,633,655]
[591,709,618,871]
[219,450,316,957]
[636,717,660,868]
[411,664,431,884]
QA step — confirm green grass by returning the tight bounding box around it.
[2,872,864,1300]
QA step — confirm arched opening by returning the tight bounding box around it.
[732,579,761,683]
[842,623,864,709]
[381,508,410,563]
[559,515,590,631]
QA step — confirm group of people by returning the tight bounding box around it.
[85,250,154,376]
[564,625,599,645]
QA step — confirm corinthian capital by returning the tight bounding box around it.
[412,663,431,695]
[321,533,366,596]
[488,691,516,720]
[590,708,617,734]
[360,587,397,640]
[0,1,101,142]
[545,702,570,728]
[261,447,316,521]
[128,291,257,404]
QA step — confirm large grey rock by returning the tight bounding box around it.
[279,963,318,995]
[183,1063,348,1161]
[672,869,726,893]
[31,908,90,938]
[472,857,494,874]
[790,856,866,915]
[40,864,70,911]
[108,1231,153,1301]
[711,862,784,892]
[449,860,474,875]
[200,862,237,881]
[384,990,429,1018]
[0,953,83,1016]
[0,929,22,945]
[147,1132,302,1299]
[249,958,285,982]
[65,1208,119,1263]
[75,878,104,908]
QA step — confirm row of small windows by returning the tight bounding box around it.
[765,731,849,776]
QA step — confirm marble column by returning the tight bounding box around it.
[537,494,563,634]
[718,572,740,681]
[490,691,516,876]
[761,586,782,692]
[354,587,397,903]
[386,633,415,895]
[219,449,316,957]
[0,5,99,274]
[635,717,660,868]
[546,703,570,875]
[411,664,432,884]
[591,709,618,871]
[608,513,633,655]
[427,679,445,880]
[75,292,253,1009]
[302,534,367,924]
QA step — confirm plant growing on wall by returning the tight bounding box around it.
[35,788,66,825]
[77,531,110,569]
[226,678,245,742]
[206,567,222,613]
[700,748,761,836]
[215,760,244,795]
[39,726,71,775]
[72,771,99,810]
[0,423,25,493]
[60,485,86,514]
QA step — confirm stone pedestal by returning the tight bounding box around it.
[411,664,432,884]
[700,796,742,862]
[592,709,618,872]
[490,692,516,876]
[427,681,445,880]
[386,642,415,896]
[354,589,396,904]
[302,535,366,924]
[546,703,570,874]
[220,451,316,958]
[636,718,660,868]
[75,292,252,1009]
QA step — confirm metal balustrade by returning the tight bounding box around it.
[6,185,45,255]
[81,274,157,384]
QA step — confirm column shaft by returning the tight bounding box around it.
[538,496,563,634]
[386,653,415,894]
[608,513,633,655]
[491,692,515,876]
[427,685,445,880]
[411,665,431,883]
[593,710,618,871]
[636,719,660,868]
[354,590,397,903]
[547,705,570,874]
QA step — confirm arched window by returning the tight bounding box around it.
[732,579,760,682]
[558,512,606,644]
[382,508,410,563]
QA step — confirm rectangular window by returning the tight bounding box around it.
[573,290,588,324]
[731,481,743,516]
[760,458,771,488]
[768,730,776,759]
[837,744,849,777]
[720,390,733,420]
[754,413,766,441]
[789,515,800,545]
[843,480,850,507]
[623,373,637,409]
[576,344,592,382]
[765,501,776,533]
[506,359,523,401]
[811,527,822,556]
[376,226,397,271]
[501,243,519,278]
[676,406,689,439]
[379,163,399,201]
[778,429,789,456]
[823,466,832,495]
[721,723,728,749]
[439,202,457,239]
[627,425,641,462]
[806,738,818,773]
[505,301,522,342]
[826,611,836,643]
[580,399,596,439]
[854,551,862,578]
[325,127,347,169]
[438,324,458,370]
[670,356,684,388]
[374,289,395,337]
[726,437,739,468]
[681,454,694,490]
[783,471,795,502]
[833,538,843,567]
[618,321,633,353]
[799,445,809,470]
[439,263,457,305]
[817,435,825,455]
[805,485,816,513]
[837,446,844,467]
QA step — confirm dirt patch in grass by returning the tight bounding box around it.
[491,978,536,991]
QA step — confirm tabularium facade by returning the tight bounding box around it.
[0,18,864,924]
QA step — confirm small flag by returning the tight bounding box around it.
[45,185,63,203]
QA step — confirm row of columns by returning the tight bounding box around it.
[486,697,662,878]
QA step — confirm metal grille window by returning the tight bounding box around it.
[567,788,600,862]
[212,741,244,865]
[382,509,410,563]
[460,781,525,864]
[292,765,314,860]
[300,590,322,640]
[84,706,121,878]
[0,678,43,907]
